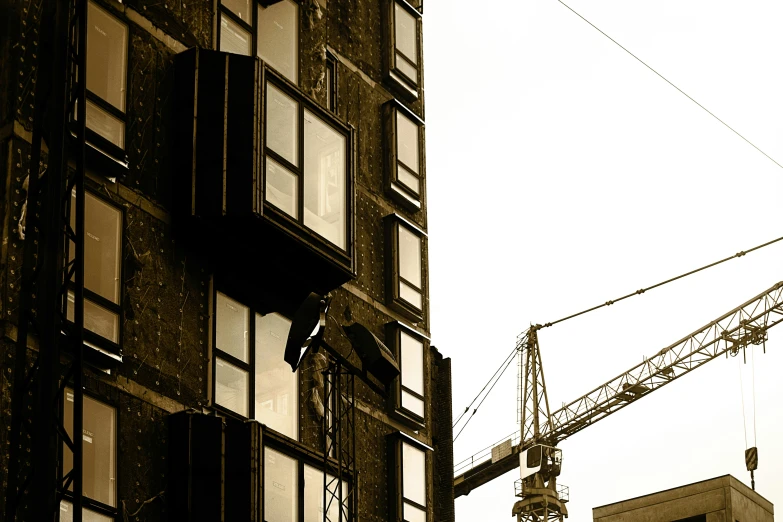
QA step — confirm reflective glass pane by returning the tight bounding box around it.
[86,100,125,148]
[266,83,299,166]
[215,357,249,416]
[265,448,298,522]
[398,225,421,288]
[266,157,298,218]
[256,313,298,439]
[402,442,425,506]
[403,502,426,522]
[396,111,419,174]
[63,390,116,507]
[303,109,346,248]
[397,165,420,194]
[394,3,417,63]
[399,281,422,310]
[304,465,346,522]
[66,292,120,344]
[216,293,249,362]
[71,192,122,304]
[401,330,424,396]
[258,0,299,83]
[222,0,251,21]
[87,1,127,111]
[402,390,424,417]
[220,13,252,56]
[60,501,114,522]
[395,53,418,84]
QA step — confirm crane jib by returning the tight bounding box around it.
[453,281,783,498]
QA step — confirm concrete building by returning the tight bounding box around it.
[0,0,454,521]
[593,475,774,522]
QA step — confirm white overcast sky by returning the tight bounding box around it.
[424,1,783,520]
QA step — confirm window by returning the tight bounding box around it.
[264,78,350,251]
[258,0,299,83]
[385,100,424,210]
[388,433,430,522]
[218,0,299,84]
[385,214,426,320]
[212,291,299,439]
[386,321,426,426]
[85,0,128,154]
[387,0,422,98]
[325,51,337,113]
[66,190,124,351]
[263,446,349,522]
[61,389,117,520]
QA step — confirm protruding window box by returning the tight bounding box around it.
[384,0,422,101]
[384,100,424,211]
[386,321,428,429]
[385,214,426,322]
[173,48,355,315]
[387,431,432,522]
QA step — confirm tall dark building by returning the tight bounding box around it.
[0,0,454,520]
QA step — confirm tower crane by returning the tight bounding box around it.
[453,280,783,521]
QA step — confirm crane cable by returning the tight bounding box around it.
[453,344,518,442]
[535,234,783,330]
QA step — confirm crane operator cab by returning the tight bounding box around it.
[520,444,562,481]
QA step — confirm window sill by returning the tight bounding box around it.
[390,406,425,431]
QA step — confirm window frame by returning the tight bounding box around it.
[210,287,300,440]
[262,440,353,522]
[387,432,432,522]
[65,188,126,359]
[217,0,301,84]
[385,321,428,428]
[81,0,130,162]
[385,0,423,100]
[384,213,426,322]
[261,69,355,261]
[59,387,119,521]
[384,99,424,211]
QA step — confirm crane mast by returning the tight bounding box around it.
[454,280,783,517]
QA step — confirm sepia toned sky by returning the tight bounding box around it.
[424,1,783,520]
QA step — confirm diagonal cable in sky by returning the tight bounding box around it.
[556,0,783,171]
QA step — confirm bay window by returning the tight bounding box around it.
[212,291,299,439]
[66,190,124,353]
[385,214,426,320]
[61,389,117,520]
[85,0,128,155]
[264,77,350,251]
[385,100,424,210]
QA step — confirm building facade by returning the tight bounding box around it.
[592,475,774,522]
[0,0,454,520]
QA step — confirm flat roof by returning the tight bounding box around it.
[592,474,773,517]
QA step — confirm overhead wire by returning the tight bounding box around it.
[554,0,783,171]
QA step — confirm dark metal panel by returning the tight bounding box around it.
[225,53,259,216]
[193,50,228,218]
